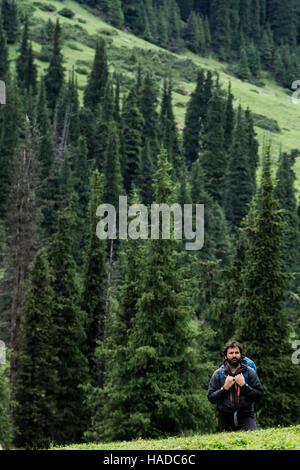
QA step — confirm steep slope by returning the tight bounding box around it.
[9,0,300,188]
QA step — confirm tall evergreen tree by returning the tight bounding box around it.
[274,150,300,333]
[200,91,227,203]
[81,170,108,386]
[235,144,300,427]
[86,147,215,442]
[13,248,59,449]
[44,19,65,113]
[121,87,144,193]
[84,39,109,112]
[1,0,18,44]
[48,208,89,444]
[0,13,9,80]
[160,78,181,170]
[183,70,205,167]
[224,106,253,227]
[103,121,123,208]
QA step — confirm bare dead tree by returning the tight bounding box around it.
[0,117,40,386]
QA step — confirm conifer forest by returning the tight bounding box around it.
[0,0,300,450]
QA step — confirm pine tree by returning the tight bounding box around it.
[13,248,59,449]
[0,13,9,81]
[224,106,253,227]
[160,78,180,171]
[210,0,231,60]
[237,47,251,81]
[81,170,108,386]
[103,121,123,208]
[106,0,124,28]
[244,108,259,193]
[88,148,215,442]
[16,16,29,88]
[44,19,65,113]
[235,145,300,427]
[122,87,144,193]
[48,208,89,444]
[138,71,160,159]
[183,69,205,167]
[1,0,18,44]
[223,82,234,152]
[274,150,300,333]
[1,116,39,385]
[0,361,12,449]
[84,39,109,112]
[200,91,227,203]
[260,24,274,69]
[0,78,22,219]
[138,138,155,206]
[72,135,91,265]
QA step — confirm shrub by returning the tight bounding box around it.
[33,2,56,12]
[59,8,75,19]
[252,113,281,133]
[67,42,83,51]
[75,67,88,75]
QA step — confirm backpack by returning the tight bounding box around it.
[217,356,259,414]
[219,356,257,386]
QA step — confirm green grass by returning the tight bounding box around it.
[12,0,300,190]
[50,425,300,450]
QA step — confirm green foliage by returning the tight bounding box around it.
[48,208,89,444]
[12,248,59,449]
[84,38,109,112]
[59,8,75,19]
[235,145,300,428]
[0,361,13,449]
[44,19,65,112]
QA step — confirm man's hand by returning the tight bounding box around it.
[223,375,235,390]
[234,373,246,387]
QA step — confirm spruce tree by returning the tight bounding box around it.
[48,208,89,444]
[160,78,181,171]
[0,78,22,219]
[183,69,205,167]
[0,13,9,81]
[121,87,143,193]
[274,150,300,333]
[13,248,59,449]
[81,170,108,386]
[210,0,231,61]
[200,91,227,203]
[1,0,18,44]
[138,71,160,159]
[224,106,253,227]
[88,147,215,441]
[16,16,29,88]
[223,82,234,152]
[103,121,123,208]
[44,19,65,113]
[84,39,109,112]
[235,145,300,427]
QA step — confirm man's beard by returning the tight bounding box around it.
[227,357,240,366]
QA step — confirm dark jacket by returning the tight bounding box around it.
[207,358,263,414]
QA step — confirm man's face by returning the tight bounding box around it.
[225,347,241,366]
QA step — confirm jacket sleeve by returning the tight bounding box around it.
[208,370,228,404]
[242,368,263,400]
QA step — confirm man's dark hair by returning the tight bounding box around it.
[223,340,243,357]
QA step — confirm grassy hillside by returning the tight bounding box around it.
[50,425,300,450]
[11,0,300,191]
